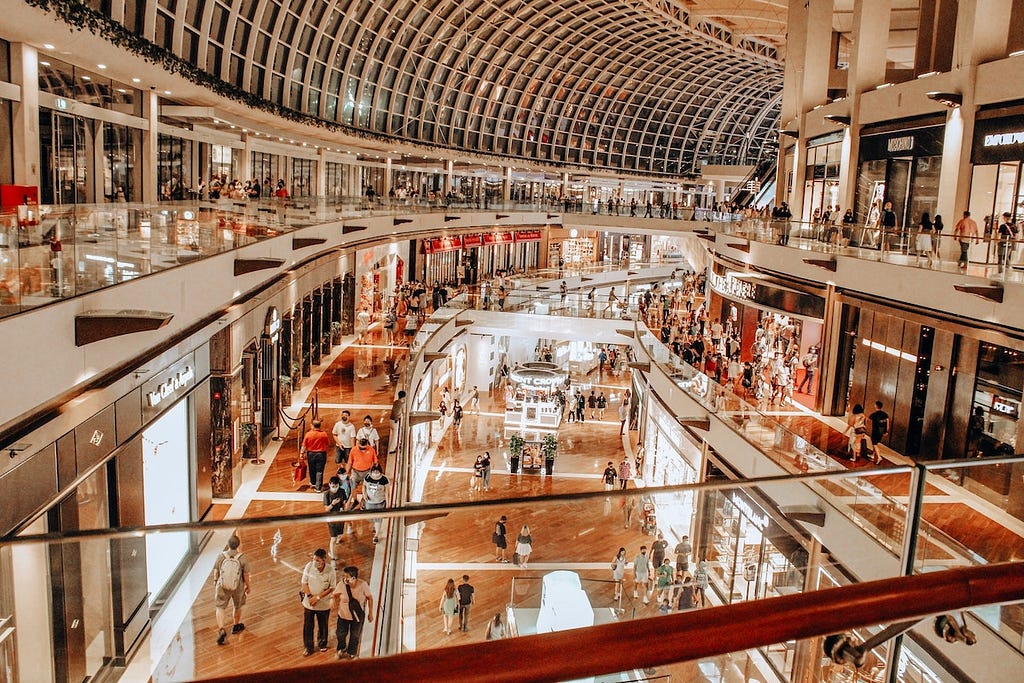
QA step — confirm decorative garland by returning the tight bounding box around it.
[25,0,711,180]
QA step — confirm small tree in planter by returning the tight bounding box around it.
[240,422,258,459]
[541,433,558,475]
[508,433,524,474]
[331,321,342,345]
[291,360,301,388]
[279,375,292,405]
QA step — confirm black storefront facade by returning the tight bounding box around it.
[968,106,1024,265]
[831,291,1024,504]
[854,118,945,245]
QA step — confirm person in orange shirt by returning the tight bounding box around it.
[347,438,378,485]
[301,419,332,492]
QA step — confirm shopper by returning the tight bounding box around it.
[332,410,356,470]
[952,210,980,270]
[618,457,632,490]
[611,547,627,600]
[348,437,379,485]
[602,461,617,495]
[301,419,331,493]
[301,549,337,656]
[457,575,475,632]
[633,546,651,604]
[471,454,485,492]
[438,578,458,635]
[361,463,389,544]
[656,558,674,603]
[481,451,492,491]
[868,401,889,464]
[324,476,350,563]
[693,558,709,607]
[213,534,251,645]
[492,515,509,562]
[332,565,374,660]
[651,532,668,569]
[387,390,406,454]
[515,524,533,568]
[674,535,692,573]
[484,612,506,640]
[356,414,380,452]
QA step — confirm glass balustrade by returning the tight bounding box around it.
[2,470,986,683]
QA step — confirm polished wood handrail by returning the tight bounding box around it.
[197,562,1024,683]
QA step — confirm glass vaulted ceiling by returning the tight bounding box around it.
[99,0,784,175]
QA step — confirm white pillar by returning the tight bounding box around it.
[239,134,252,184]
[384,157,393,197]
[444,159,453,196]
[838,0,893,214]
[316,147,327,197]
[503,166,512,203]
[141,91,160,203]
[10,43,41,189]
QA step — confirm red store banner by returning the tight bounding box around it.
[515,229,542,242]
[463,234,483,248]
[429,235,463,253]
[484,232,515,245]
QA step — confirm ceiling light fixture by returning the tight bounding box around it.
[778,129,799,139]
[926,91,962,108]
[1010,49,1024,58]
[132,77,140,83]
[43,43,54,50]
[97,63,106,69]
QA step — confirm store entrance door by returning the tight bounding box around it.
[888,158,912,252]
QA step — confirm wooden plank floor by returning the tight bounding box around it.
[149,325,1024,682]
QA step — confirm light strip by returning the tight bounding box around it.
[861,338,917,363]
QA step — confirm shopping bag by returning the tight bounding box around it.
[292,460,308,485]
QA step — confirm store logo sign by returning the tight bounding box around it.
[730,493,769,531]
[89,430,104,447]
[708,272,757,302]
[983,131,1024,147]
[887,136,914,153]
[146,365,195,408]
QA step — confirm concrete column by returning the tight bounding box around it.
[384,157,392,197]
[239,134,252,184]
[789,538,824,683]
[715,179,727,204]
[561,172,569,199]
[9,43,41,189]
[939,0,1014,233]
[783,0,836,216]
[140,91,159,203]
[316,147,327,197]
[503,166,512,203]
[837,0,893,214]
[444,159,453,195]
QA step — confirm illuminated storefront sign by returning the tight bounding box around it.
[146,365,195,408]
[265,307,281,344]
[983,131,1024,147]
[886,135,915,153]
[730,493,769,531]
[708,271,758,301]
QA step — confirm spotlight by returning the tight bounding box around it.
[926,91,962,108]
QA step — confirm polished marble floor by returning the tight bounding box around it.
[135,316,1024,683]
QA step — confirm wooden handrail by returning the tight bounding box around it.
[196,562,1024,683]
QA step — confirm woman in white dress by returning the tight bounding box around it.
[611,547,627,600]
[916,212,934,264]
[515,524,533,568]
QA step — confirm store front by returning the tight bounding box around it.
[0,348,212,680]
[800,131,843,222]
[968,108,1024,266]
[706,263,825,362]
[356,242,405,314]
[854,120,945,247]
[970,342,1022,459]
[422,235,465,285]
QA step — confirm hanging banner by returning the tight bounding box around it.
[463,234,483,247]
[515,229,542,242]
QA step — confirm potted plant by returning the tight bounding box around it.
[508,433,524,474]
[541,433,558,475]
[279,375,292,404]
[291,360,301,387]
[331,320,342,344]
[240,422,257,459]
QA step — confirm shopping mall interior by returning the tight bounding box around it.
[1,1,1024,682]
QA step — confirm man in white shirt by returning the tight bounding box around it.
[356,414,380,452]
[332,411,356,469]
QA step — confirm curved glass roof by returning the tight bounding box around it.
[88,0,784,175]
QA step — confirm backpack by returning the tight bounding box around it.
[218,551,243,591]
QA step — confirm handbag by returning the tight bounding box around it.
[346,582,365,622]
[292,460,308,484]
